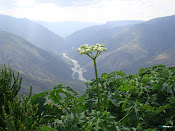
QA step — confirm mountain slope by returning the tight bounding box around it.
[0,31,85,95]
[84,15,175,79]
[65,20,144,66]
[66,20,144,49]
[0,14,65,54]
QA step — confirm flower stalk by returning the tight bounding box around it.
[77,43,107,110]
[93,58,100,110]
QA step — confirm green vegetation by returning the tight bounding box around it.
[1,14,175,130]
[1,64,175,130]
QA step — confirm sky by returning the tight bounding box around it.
[0,0,175,22]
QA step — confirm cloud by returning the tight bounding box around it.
[14,0,35,7]
[26,0,102,7]
[0,0,175,22]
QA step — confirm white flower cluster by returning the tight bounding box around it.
[77,43,107,55]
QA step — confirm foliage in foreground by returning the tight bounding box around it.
[0,64,175,130]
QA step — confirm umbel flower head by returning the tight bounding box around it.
[77,43,107,58]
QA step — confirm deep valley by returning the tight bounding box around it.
[0,14,175,95]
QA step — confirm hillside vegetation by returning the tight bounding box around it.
[0,64,174,130]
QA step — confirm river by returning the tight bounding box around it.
[63,53,87,82]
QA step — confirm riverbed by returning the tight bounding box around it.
[63,53,87,82]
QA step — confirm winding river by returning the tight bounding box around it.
[63,53,87,82]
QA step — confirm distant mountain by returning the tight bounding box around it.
[0,31,85,95]
[0,14,65,54]
[66,20,144,49]
[65,20,144,66]
[83,15,175,79]
[37,21,101,38]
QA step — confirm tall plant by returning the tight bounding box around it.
[78,44,107,110]
[0,65,39,130]
[0,65,22,129]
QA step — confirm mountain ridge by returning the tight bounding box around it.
[0,14,65,54]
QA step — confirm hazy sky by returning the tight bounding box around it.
[0,0,175,22]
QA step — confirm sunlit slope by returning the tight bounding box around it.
[83,15,175,78]
[65,20,144,65]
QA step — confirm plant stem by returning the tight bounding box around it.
[171,86,175,97]
[93,58,100,111]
